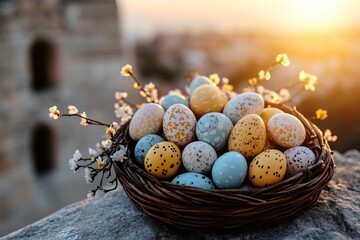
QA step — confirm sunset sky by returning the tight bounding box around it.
[120,0,360,41]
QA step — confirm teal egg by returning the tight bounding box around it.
[189,76,216,95]
[172,172,215,190]
[134,134,164,167]
[160,94,189,111]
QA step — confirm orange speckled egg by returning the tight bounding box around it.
[163,104,197,148]
[228,114,266,158]
[190,84,228,118]
[144,142,181,180]
[267,113,306,148]
[249,149,287,188]
[261,107,284,127]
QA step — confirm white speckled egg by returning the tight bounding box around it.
[189,75,216,95]
[160,94,189,111]
[284,146,316,177]
[129,103,165,141]
[172,172,215,190]
[267,113,306,148]
[134,134,164,167]
[196,113,233,152]
[163,104,197,148]
[261,107,284,127]
[223,92,264,124]
[212,152,248,189]
[182,141,217,174]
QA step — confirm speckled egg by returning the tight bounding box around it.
[249,149,287,188]
[134,134,164,167]
[144,142,181,180]
[228,114,266,158]
[129,103,165,141]
[172,172,215,190]
[212,152,248,189]
[182,141,217,174]
[163,104,197,148]
[261,107,284,127]
[267,113,306,148]
[160,94,189,111]
[223,92,264,124]
[190,84,228,118]
[284,146,316,177]
[189,75,216,95]
[196,113,233,152]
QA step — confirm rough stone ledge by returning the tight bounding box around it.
[3,150,360,240]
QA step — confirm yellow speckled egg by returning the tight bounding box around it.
[129,103,165,141]
[228,114,266,158]
[144,142,181,180]
[190,84,228,118]
[249,149,287,188]
[163,104,197,148]
[267,113,306,148]
[261,107,284,127]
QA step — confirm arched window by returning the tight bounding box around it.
[29,38,58,92]
[31,123,56,176]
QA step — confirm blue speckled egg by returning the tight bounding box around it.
[212,152,248,189]
[172,172,215,190]
[196,113,233,152]
[189,76,216,95]
[134,134,164,167]
[160,94,189,111]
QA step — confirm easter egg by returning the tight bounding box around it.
[223,92,264,124]
[172,172,215,190]
[190,84,228,118]
[228,114,266,158]
[249,149,287,188]
[134,134,164,167]
[261,107,284,127]
[284,146,316,177]
[163,104,197,148]
[144,142,181,180]
[196,113,233,152]
[212,151,248,189]
[267,113,306,148]
[129,103,165,141]
[182,141,217,174]
[160,94,189,111]
[189,75,216,95]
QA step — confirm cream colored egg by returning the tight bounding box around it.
[129,103,165,141]
[267,113,306,148]
[249,149,287,188]
[228,114,266,158]
[261,107,284,127]
[190,84,228,118]
[163,104,197,148]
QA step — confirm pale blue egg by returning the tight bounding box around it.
[134,134,164,167]
[189,76,216,95]
[212,152,248,189]
[196,113,233,152]
[172,172,215,190]
[160,94,189,111]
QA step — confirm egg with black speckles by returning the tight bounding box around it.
[228,114,266,158]
[189,75,216,95]
[196,113,233,152]
[212,152,248,189]
[284,146,316,177]
[182,141,217,174]
[144,142,181,180]
[249,149,287,188]
[172,172,215,190]
[223,92,264,124]
[267,113,306,148]
[134,134,164,167]
[160,94,189,111]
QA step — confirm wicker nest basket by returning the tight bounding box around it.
[113,102,335,231]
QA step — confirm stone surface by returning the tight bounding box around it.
[3,150,360,240]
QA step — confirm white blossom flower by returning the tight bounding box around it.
[88,147,97,160]
[96,142,105,152]
[168,89,183,96]
[80,112,88,126]
[73,149,82,161]
[121,64,132,77]
[87,191,95,198]
[111,122,120,131]
[101,139,112,149]
[276,53,290,67]
[84,167,93,184]
[115,92,128,101]
[111,145,128,162]
[96,156,105,169]
[67,105,78,115]
[209,73,220,85]
[68,158,77,172]
[95,189,105,198]
[49,106,61,120]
